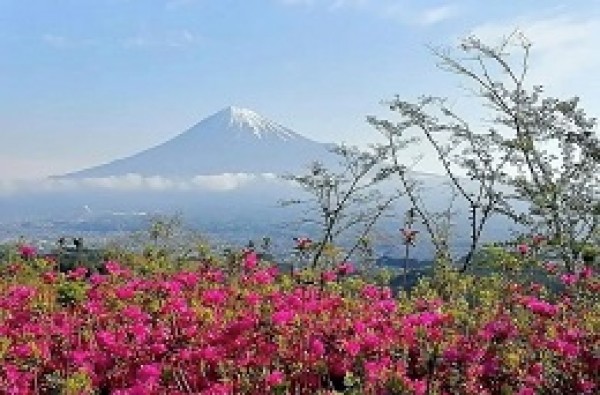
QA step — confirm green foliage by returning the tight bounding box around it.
[56,279,88,307]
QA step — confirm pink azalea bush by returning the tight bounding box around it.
[0,245,597,394]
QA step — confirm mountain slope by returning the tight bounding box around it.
[64,106,334,178]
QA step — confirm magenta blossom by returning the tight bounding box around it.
[18,244,36,260]
[272,310,295,326]
[243,250,258,270]
[560,273,578,286]
[265,371,285,387]
[337,261,355,275]
[524,297,558,317]
[322,270,337,283]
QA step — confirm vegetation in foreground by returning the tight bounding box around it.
[0,238,598,394]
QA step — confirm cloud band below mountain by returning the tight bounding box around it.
[0,173,280,196]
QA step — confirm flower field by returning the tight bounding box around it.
[0,246,598,394]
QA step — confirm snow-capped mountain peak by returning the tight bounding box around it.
[62,106,334,178]
[209,106,298,140]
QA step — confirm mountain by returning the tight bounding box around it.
[64,106,335,178]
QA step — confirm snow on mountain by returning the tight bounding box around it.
[63,106,335,178]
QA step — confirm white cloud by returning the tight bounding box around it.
[330,0,369,9]
[381,2,459,26]
[471,15,600,90]
[419,4,458,26]
[278,0,459,25]
[0,173,280,196]
[277,0,367,9]
[122,29,203,49]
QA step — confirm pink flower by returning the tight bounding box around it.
[529,362,543,377]
[544,261,558,274]
[403,311,446,327]
[322,270,337,282]
[122,305,146,320]
[67,266,88,280]
[272,310,295,326]
[251,269,276,285]
[363,333,382,350]
[204,382,234,395]
[265,371,285,387]
[104,260,124,276]
[131,323,150,343]
[549,339,579,357]
[364,360,386,382]
[173,271,199,288]
[205,269,225,283]
[137,364,161,382]
[481,317,517,341]
[516,387,536,395]
[7,285,36,306]
[576,378,596,394]
[524,297,558,317]
[343,340,361,357]
[376,299,396,313]
[310,338,325,357]
[201,288,228,306]
[96,331,117,349]
[13,343,31,358]
[243,250,258,270]
[337,261,355,275]
[517,243,529,256]
[89,273,106,286]
[580,266,594,279]
[18,244,36,260]
[560,273,578,286]
[443,347,462,363]
[42,271,58,284]
[245,292,261,306]
[361,284,379,300]
[354,321,367,335]
[199,346,220,363]
[408,379,427,395]
[69,350,89,366]
[115,286,135,300]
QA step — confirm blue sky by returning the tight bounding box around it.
[1,0,599,180]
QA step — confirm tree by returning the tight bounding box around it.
[370,31,599,272]
[282,144,401,269]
